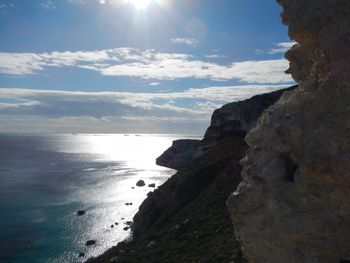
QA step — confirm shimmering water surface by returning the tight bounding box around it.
[0,134,199,263]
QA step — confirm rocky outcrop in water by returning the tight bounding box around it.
[227,1,350,262]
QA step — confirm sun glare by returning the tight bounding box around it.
[126,0,162,10]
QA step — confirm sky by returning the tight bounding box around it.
[0,0,295,134]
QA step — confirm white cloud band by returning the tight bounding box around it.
[0,48,292,84]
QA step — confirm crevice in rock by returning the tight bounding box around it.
[282,155,298,183]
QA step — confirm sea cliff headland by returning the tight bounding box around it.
[87,86,296,263]
[87,0,350,262]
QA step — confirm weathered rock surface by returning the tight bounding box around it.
[204,86,297,139]
[156,87,296,171]
[227,1,350,262]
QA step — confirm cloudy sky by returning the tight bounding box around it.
[0,0,295,134]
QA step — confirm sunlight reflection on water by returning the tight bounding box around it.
[0,133,203,263]
[43,134,199,262]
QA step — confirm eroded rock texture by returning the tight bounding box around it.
[227,1,350,262]
[156,87,296,171]
[204,86,296,138]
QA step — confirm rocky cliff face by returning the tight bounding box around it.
[87,87,294,263]
[156,87,296,171]
[227,1,350,262]
[204,86,296,139]
[155,139,201,170]
[131,88,296,243]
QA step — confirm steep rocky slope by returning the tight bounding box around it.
[227,1,350,262]
[156,87,296,171]
[86,86,293,263]
[204,86,296,138]
[155,139,201,171]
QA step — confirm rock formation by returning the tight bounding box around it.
[156,139,201,170]
[86,87,294,263]
[204,86,296,139]
[227,1,350,262]
[156,87,296,171]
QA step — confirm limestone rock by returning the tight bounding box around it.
[204,86,296,139]
[228,1,350,262]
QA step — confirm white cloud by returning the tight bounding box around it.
[268,42,296,54]
[149,82,160,86]
[171,38,199,47]
[205,54,227,59]
[0,84,290,116]
[0,53,45,75]
[0,84,293,133]
[254,42,296,55]
[195,101,222,112]
[0,48,293,84]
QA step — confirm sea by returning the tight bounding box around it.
[0,133,199,263]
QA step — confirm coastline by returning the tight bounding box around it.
[86,86,296,263]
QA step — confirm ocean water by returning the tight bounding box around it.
[0,133,198,263]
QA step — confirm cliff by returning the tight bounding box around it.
[86,2,350,262]
[156,86,296,171]
[227,1,350,262]
[86,86,294,263]
[204,86,297,138]
[155,139,201,170]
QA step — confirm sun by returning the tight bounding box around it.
[126,0,161,10]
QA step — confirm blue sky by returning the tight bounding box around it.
[0,0,294,134]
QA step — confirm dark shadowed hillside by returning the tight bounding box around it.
[86,86,295,263]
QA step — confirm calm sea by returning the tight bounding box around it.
[0,133,198,263]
